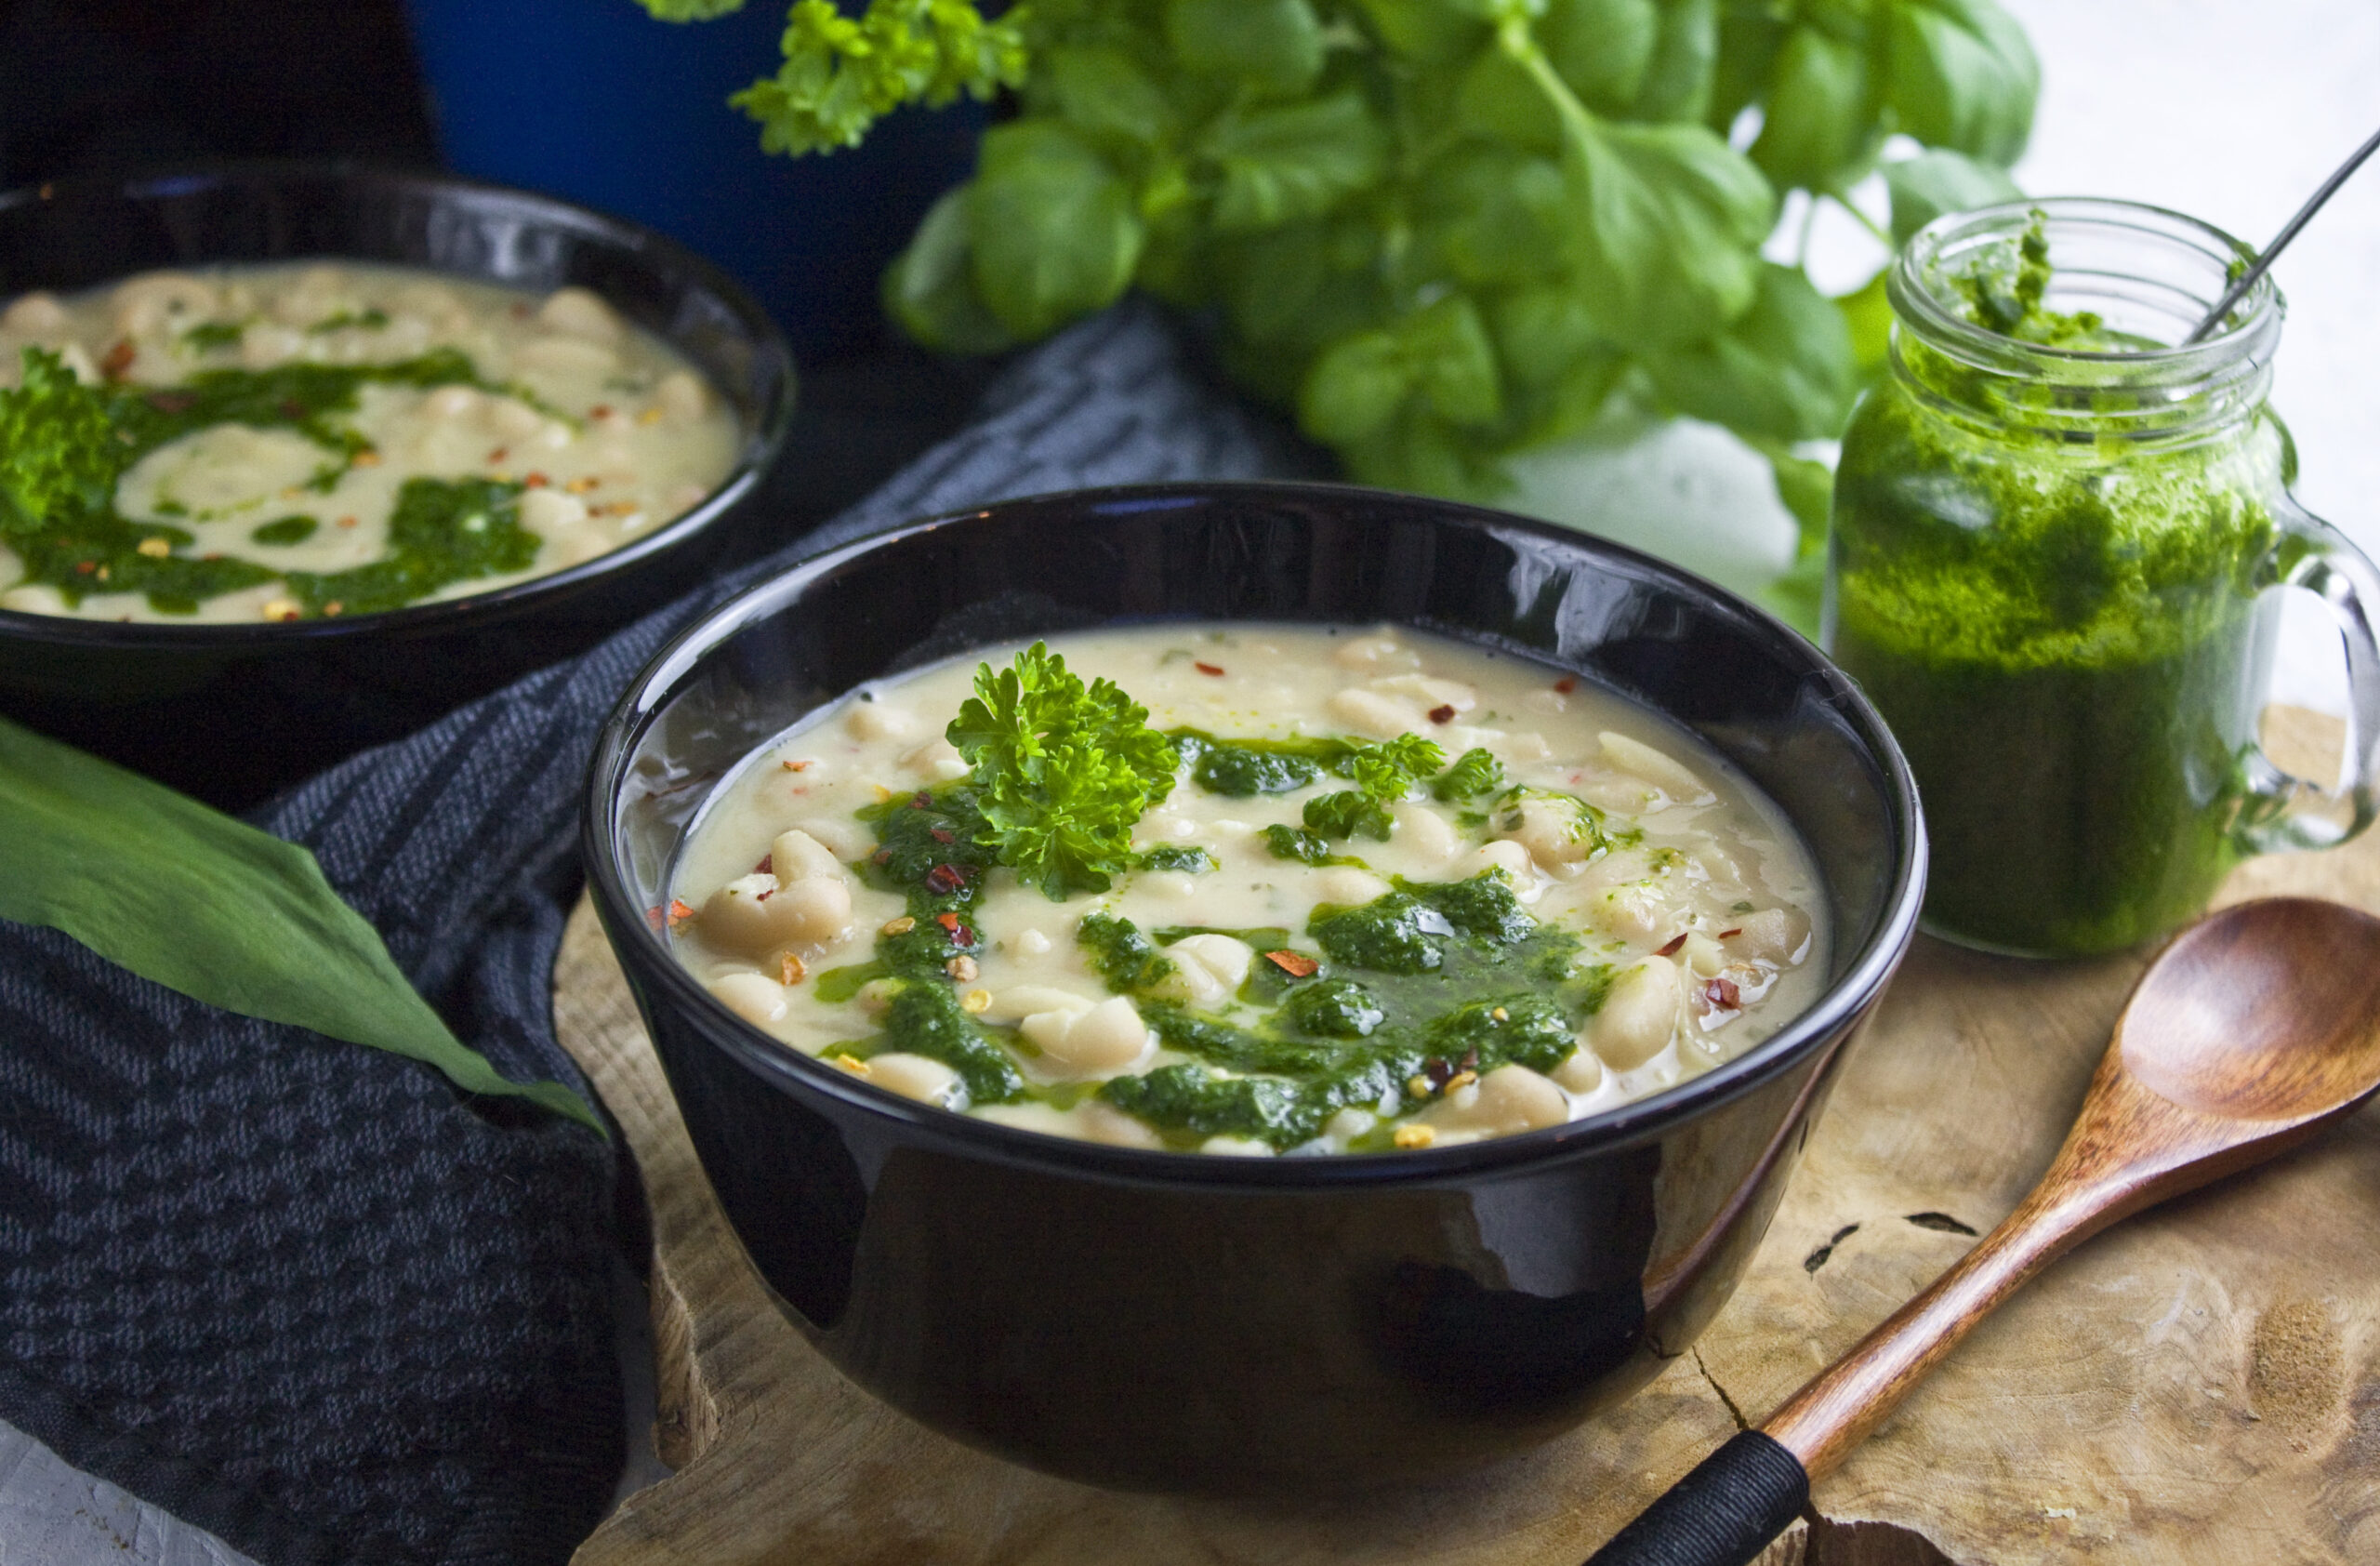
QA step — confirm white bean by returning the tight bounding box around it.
[1728,907,1810,964]
[843,700,917,742]
[1023,995,1150,1072]
[1148,934,1251,1007]
[0,292,69,336]
[112,272,218,335]
[1328,686,1420,738]
[697,872,847,952]
[1393,802,1461,862]
[983,986,1093,1025]
[424,384,483,420]
[514,335,617,376]
[655,367,709,420]
[865,1052,965,1108]
[766,876,852,945]
[709,971,788,1025]
[518,488,589,537]
[1077,1102,1165,1148]
[1317,867,1392,906]
[1199,1135,1275,1157]
[487,396,546,440]
[770,829,844,884]
[1503,798,1598,869]
[1599,730,1712,803]
[536,285,624,344]
[1436,1065,1569,1135]
[1591,957,1681,1069]
[1553,1048,1605,1094]
[1332,633,1417,671]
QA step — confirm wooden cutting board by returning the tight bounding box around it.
[554,708,2380,1566]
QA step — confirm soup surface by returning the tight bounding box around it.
[668,625,1829,1155]
[0,263,741,622]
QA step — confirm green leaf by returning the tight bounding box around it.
[1166,0,1326,92]
[732,0,1029,158]
[1884,0,2039,167]
[1038,45,1180,150]
[1564,116,1777,350]
[883,186,1022,354]
[1204,89,1391,232]
[948,643,1181,900]
[0,348,121,537]
[1640,261,1857,443]
[1626,0,1719,124]
[0,717,602,1132]
[1836,265,1895,386]
[1884,147,2022,244]
[970,121,1146,338]
[1705,6,1788,133]
[1750,25,1878,192]
[1541,0,1661,119]
[1298,294,1502,445]
[1425,149,1572,285]
[1760,543,1826,637]
[1349,0,1488,66]
[634,0,747,18]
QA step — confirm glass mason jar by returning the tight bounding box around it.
[1826,198,2380,959]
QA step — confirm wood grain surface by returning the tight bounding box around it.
[556,708,2380,1566]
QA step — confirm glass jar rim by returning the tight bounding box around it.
[1889,196,2283,383]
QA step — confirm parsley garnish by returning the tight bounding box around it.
[0,348,119,538]
[1302,733,1444,841]
[946,643,1180,900]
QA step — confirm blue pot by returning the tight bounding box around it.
[403,0,984,362]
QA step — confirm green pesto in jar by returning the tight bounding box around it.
[1830,219,2285,956]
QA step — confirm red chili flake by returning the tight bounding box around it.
[1656,934,1687,958]
[1263,949,1319,978]
[1459,1046,1479,1072]
[872,849,894,867]
[781,759,811,772]
[1705,977,1741,1010]
[753,854,774,875]
[954,923,974,947]
[1428,703,1457,723]
[934,911,961,933]
[644,905,667,931]
[591,403,613,418]
[1717,927,1742,939]
[929,827,955,843]
[277,398,305,420]
[100,339,135,379]
[1423,1057,1456,1088]
[510,301,532,318]
[146,391,196,415]
[1194,661,1225,677]
[755,886,774,902]
[1554,677,1577,695]
[910,791,932,811]
[666,898,694,928]
[924,863,967,896]
[524,471,549,488]
[73,560,96,575]
[487,446,509,463]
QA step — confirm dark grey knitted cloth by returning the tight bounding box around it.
[0,301,1313,1566]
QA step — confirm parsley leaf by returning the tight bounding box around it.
[947,643,1180,900]
[0,348,122,537]
[1432,746,1505,802]
[1303,733,1445,841]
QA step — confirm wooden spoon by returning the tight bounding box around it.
[1583,896,2380,1566]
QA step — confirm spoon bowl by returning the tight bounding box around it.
[2119,896,2380,1121]
[1587,896,2380,1566]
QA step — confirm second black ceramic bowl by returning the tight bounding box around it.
[584,483,1925,1493]
[0,163,795,809]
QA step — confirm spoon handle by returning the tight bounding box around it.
[1583,1169,2117,1566]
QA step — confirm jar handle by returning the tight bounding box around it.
[2239,498,2380,854]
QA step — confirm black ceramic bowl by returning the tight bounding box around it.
[0,163,795,809]
[584,482,1925,1494]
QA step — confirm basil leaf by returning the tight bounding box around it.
[1205,90,1391,232]
[1348,0,1485,66]
[1542,0,1661,119]
[1884,147,2024,245]
[969,121,1145,338]
[1624,0,1719,124]
[883,187,1022,354]
[1426,149,1573,286]
[1300,293,1501,445]
[1641,262,1857,443]
[0,718,602,1133]
[1301,325,1412,445]
[1750,25,1879,193]
[1566,118,1776,350]
[1166,0,1325,92]
[1037,46,1179,149]
[1884,0,2040,168]
[1836,266,1895,378]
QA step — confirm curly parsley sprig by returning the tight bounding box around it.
[946,642,1180,900]
[0,348,121,537]
[1302,733,1445,842]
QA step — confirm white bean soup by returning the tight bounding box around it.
[668,625,1829,1156]
[0,263,740,622]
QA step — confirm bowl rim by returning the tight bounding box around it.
[0,158,795,645]
[584,479,1927,1188]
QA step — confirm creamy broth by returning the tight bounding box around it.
[668,625,1828,1156]
[0,263,740,621]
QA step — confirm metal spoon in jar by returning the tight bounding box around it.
[1583,896,2380,1566]
[2184,123,2380,343]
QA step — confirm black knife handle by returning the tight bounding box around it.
[1581,1430,1809,1566]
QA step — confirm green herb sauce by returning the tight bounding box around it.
[1831,229,2282,955]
